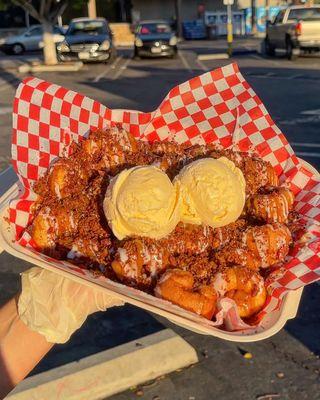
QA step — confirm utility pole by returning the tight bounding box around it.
[224,0,234,57]
[175,0,182,38]
[251,0,256,34]
[265,0,270,21]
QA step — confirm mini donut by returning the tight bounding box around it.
[48,159,88,199]
[242,158,279,195]
[155,269,217,319]
[247,186,294,223]
[82,137,103,156]
[243,223,292,268]
[266,163,279,186]
[214,246,261,270]
[30,207,56,250]
[111,238,170,288]
[212,266,266,318]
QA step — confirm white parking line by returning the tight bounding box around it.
[93,56,123,82]
[292,142,320,148]
[250,53,282,67]
[197,53,229,61]
[179,51,193,72]
[0,166,12,177]
[112,57,131,80]
[301,109,320,115]
[0,106,12,115]
[295,151,320,158]
[196,59,208,72]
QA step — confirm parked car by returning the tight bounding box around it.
[265,5,320,60]
[134,20,178,58]
[57,17,115,63]
[0,25,65,55]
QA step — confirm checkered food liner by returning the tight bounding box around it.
[9,63,320,331]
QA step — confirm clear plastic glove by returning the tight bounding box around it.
[18,267,124,344]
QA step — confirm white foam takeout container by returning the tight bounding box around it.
[0,159,318,342]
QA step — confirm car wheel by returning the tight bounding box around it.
[107,47,117,63]
[12,43,25,55]
[286,40,298,61]
[264,37,275,56]
[133,47,140,60]
[169,49,178,59]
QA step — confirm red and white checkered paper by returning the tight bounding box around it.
[9,63,320,331]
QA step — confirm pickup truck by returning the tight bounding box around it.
[265,5,320,60]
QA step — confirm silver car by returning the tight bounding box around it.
[0,25,65,55]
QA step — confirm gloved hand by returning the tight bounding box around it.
[18,267,124,344]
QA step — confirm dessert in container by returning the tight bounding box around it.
[0,63,319,341]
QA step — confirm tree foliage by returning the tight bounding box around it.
[11,0,68,23]
[0,0,88,22]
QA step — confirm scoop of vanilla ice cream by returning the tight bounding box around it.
[104,165,181,240]
[174,157,245,228]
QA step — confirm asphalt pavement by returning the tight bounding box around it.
[0,38,319,400]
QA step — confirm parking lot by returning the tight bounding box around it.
[0,38,320,400]
[1,38,320,173]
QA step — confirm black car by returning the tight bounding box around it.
[134,20,177,58]
[57,17,115,62]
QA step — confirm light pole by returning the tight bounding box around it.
[175,0,182,38]
[224,0,234,57]
[251,0,257,34]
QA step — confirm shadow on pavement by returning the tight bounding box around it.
[285,283,320,356]
[0,65,20,89]
[29,305,165,376]
[78,63,320,115]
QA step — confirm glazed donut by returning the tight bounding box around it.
[48,159,88,199]
[82,128,139,171]
[150,141,185,156]
[111,238,170,288]
[266,163,279,186]
[68,237,111,265]
[155,269,217,319]
[243,223,291,268]
[246,186,294,223]
[215,223,291,270]
[211,219,248,249]
[30,207,57,250]
[214,246,261,270]
[164,223,214,255]
[242,158,279,195]
[212,266,267,318]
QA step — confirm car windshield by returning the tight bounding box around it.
[68,20,107,35]
[138,23,172,35]
[288,8,320,21]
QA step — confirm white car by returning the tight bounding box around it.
[265,6,320,60]
[0,25,65,55]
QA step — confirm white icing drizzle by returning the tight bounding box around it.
[118,247,128,263]
[54,182,62,199]
[69,212,75,229]
[212,272,228,297]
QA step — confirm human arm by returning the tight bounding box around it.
[0,267,124,399]
[0,296,53,399]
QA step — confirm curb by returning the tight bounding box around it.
[7,329,198,400]
[18,62,83,73]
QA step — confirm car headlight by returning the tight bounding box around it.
[99,40,110,51]
[57,41,70,52]
[135,38,143,47]
[0,38,6,45]
[169,36,178,46]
